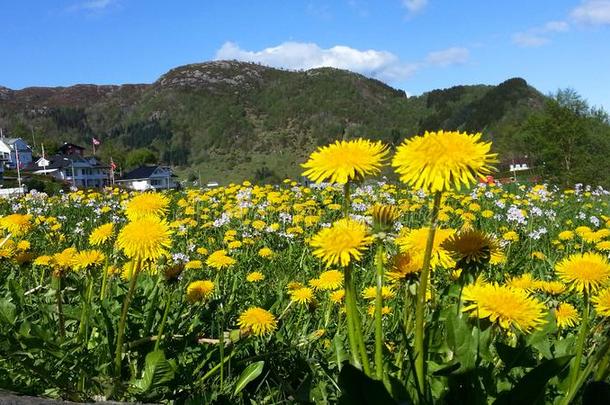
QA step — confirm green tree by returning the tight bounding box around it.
[517,89,610,187]
[125,148,158,169]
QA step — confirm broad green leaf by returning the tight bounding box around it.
[233,360,265,396]
[337,362,398,405]
[493,355,573,405]
[133,350,176,393]
[0,299,16,325]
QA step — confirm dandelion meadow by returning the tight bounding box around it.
[0,133,607,404]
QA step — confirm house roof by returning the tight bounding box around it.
[59,142,85,152]
[119,165,176,181]
[120,165,161,180]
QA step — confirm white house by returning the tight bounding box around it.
[116,165,178,191]
[0,138,33,169]
[30,155,109,188]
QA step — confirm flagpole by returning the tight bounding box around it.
[15,147,22,192]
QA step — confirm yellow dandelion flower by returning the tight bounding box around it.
[0,214,33,236]
[391,130,497,192]
[537,280,567,295]
[301,138,389,184]
[531,251,547,260]
[596,241,610,252]
[290,287,314,305]
[186,280,215,302]
[196,247,208,256]
[73,250,105,271]
[368,305,392,317]
[116,218,172,262]
[462,282,546,333]
[362,286,395,300]
[555,252,610,294]
[185,260,203,270]
[33,255,53,266]
[238,307,277,337]
[442,229,498,266]
[52,247,78,272]
[386,252,422,282]
[258,247,274,258]
[555,303,580,328]
[124,192,169,221]
[396,227,455,269]
[287,281,304,291]
[310,218,373,267]
[593,287,610,316]
[502,231,519,242]
[16,240,30,251]
[247,271,265,282]
[507,273,538,291]
[89,223,114,246]
[317,269,343,290]
[558,230,574,241]
[206,250,236,270]
[330,289,345,304]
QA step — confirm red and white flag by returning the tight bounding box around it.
[92,137,101,146]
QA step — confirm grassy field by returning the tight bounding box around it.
[0,136,609,403]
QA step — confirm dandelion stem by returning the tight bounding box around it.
[413,191,442,394]
[54,275,65,342]
[154,288,172,351]
[566,289,589,401]
[100,256,109,300]
[374,243,385,379]
[114,260,140,382]
[78,272,94,342]
[343,265,362,369]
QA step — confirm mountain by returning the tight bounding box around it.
[0,60,549,183]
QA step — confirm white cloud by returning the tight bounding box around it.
[216,41,418,82]
[512,32,550,47]
[512,20,570,47]
[401,0,428,14]
[215,41,469,83]
[544,20,570,32]
[571,0,610,25]
[68,0,115,12]
[425,47,469,67]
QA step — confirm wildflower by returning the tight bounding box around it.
[310,218,373,267]
[462,282,546,333]
[507,273,538,291]
[89,223,114,246]
[368,305,392,317]
[558,230,574,241]
[554,303,580,328]
[186,280,215,302]
[386,252,422,282]
[396,227,455,269]
[442,229,498,267]
[0,214,32,236]
[287,281,304,291]
[502,231,519,242]
[52,247,78,273]
[555,252,610,294]
[116,218,172,262]
[246,271,265,282]
[16,240,30,251]
[597,241,610,251]
[238,307,277,337]
[73,250,105,271]
[185,260,203,270]
[532,251,547,260]
[537,280,567,295]
[392,130,497,192]
[370,204,400,232]
[258,247,274,258]
[363,286,395,300]
[206,250,236,270]
[317,269,343,290]
[330,289,345,304]
[124,192,169,221]
[290,287,314,305]
[302,139,389,184]
[593,287,610,316]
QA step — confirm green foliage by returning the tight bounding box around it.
[125,148,158,169]
[516,88,610,187]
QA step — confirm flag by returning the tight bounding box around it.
[92,137,101,146]
[110,160,117,171]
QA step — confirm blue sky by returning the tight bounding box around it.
[1,0,610,110]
